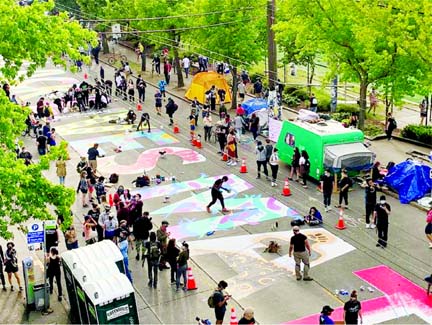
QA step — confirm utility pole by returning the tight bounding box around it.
[267,0,277,89]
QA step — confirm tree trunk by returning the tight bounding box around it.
[358,80,368,130]
[231,65,238,110]
[140,52,146,72]
[101,34,109,54]
[308,62,315,86]
[171,32,184,88]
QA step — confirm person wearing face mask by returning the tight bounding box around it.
[373,195,391,248]
[365,178,377,229]
[320,169,334,212]
[4,242,23,291]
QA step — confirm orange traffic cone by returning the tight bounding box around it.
[239,158,248,173]
[281,178,292,196]
[173,123,180,133]
[191,133,197,146]
[229,307,238,325]
[137,103,142,111]
[221,152,228,161]
[186,267,198,290]
[196,135,202,149]
[108,193,113,207]
[335,208,347,230]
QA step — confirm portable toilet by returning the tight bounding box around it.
[83,273,139,324]
[82,240,125,273]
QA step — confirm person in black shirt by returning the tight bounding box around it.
[365,179,377,229]
[87,203,102,241]
[36,131,47,156]
[343,290,362,324]
[213,280,230,324]
[374,195,391,248]
[338,169,352,209]
[87,143,104,173]
[289,226,313,281]
[137,112,151,133]
[320,169,334,212]
[47,247,63,301]
[206,176,230,213]
[134,211,153,262]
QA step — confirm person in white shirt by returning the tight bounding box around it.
[234,114,243,142]
[269,148,280,187]
[237,82,246,102]
[182,56,191,78]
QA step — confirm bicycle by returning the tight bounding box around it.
[21,121,40,138]
[106,52,128,65]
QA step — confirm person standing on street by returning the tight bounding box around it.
[176,242,189,292]
[212,280,230,324]
[163,60,172,85]
[134,211,153,262]
[4,242,23,291]
[156,221,170,270]
[206,176,230,213]
[320,169,334,212]
[46,247,63,301]
[165,98,178,126]
[182,56,190,78]
[338,169,352,209]
[425,208,432,249]
[343,290,363,325]
[255,141,269,180]
[365,178,377,229]
[385,112,397,141]
[289,226,313,281]
[374,195,391,248]
[87,143,104,173]
[166,238,179,285]
[299,150,310,189]
[269,148,280,187]
[56,157,67,185]
[136,75,147,103]
[309,93,318,113]
[145,231,161,289]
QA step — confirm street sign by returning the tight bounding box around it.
[27,222,44,251]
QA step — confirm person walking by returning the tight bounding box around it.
[320,169,333,212]
[385,112,397,141]
[87,143,104,173]
[145,231,161,289]
[264,138,273,166]
[154,91,163,116]
[46,247,63,301]
[255,141,269,180]
[176,242,189,292]
[166,238,180,285]
[182,56,190,78]
[425,208,432,249]
[136,75,146,103]
[212,280,230,324]
[343,290,363,325]
[249,113,260,140]
[134,211,153,262]
[4,242,23,291]
[163,60,172,85]
[289,226,313,281]
[0,244,7,291]
[365,178,377,229]
[374,195,391,248]
[165,98,178,126]
[368,88,378,115]
[299,150,310,188]
[56,157,67,185]
[338,169,352,209]
[269,148,279,187]
[206,176,230,213]
[234,114,243,142]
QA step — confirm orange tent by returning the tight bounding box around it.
[185,71,232,104]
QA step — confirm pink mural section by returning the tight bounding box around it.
[97,147,206,175]
[286,265,432,324]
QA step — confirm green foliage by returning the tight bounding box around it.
[0,1,95,238]
[331,112,351,123]
[336,104,359,114]
[401,125,432,146]
[362,124,384,138]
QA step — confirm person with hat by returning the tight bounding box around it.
[156,221,171,270]
[289,226,313,281]
[374,195,391,248]
[4,242,23,291]
[343,290,363,324]
[319,305,334,324]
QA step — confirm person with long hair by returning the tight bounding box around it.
[145,231,161,289]
[46,247,63,301]
[226,130,237,166]
[77,171,89,208]
[289,147,301,181]
[343,290,362,324]
[166,238,179,285]
[4,242,22,291]
[299,150,310,188]
[176,242,189,292]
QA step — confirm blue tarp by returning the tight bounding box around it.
[384,160,432,204]
[241,98,268,116]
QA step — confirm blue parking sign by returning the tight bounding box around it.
[27,222,44,245]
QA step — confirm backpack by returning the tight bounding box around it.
[109,173,119,184]
[391,119,397,128]
[290,219,305,227]
[95,182,105,197]
[149,241,160,261]
[207,290,220,308]
[135,176,149,187]
[173,103,178,112]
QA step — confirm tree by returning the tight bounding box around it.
[189,0,266,109]
[0,0,96,238]
[275,0,432,129]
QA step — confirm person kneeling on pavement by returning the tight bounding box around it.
[304,207,323,226]
[126,109,137,124]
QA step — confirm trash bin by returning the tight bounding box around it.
[33,283,50,311]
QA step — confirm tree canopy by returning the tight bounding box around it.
[0,0,96,238]
[275,0,432,128]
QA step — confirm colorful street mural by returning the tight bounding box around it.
[286,265,432,324]
[190,230,355,299]
[97,147,206,175]
[68,130,179,156]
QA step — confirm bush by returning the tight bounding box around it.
[401,125,432,145]
[291,88,309,101]
[331,112,351,122]
[283,94,301,107]
[336,104,359,113]
[363,124,383,137]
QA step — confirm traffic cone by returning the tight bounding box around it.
[108,193,113,207]
[229,307,238,325]
[173,123,180,133]
[195,135,202,149]
[137,103,142,111]
[191,133,197,146]
[221,152,228,161]
[281,178,292,196]
[186,267,198,290]
[239,157,248,173]
[335,208,347,230]
[83,73,88,80]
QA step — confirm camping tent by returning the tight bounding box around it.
[241,98,269,128]
[384,159,432,204]
[184,71,232,104]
